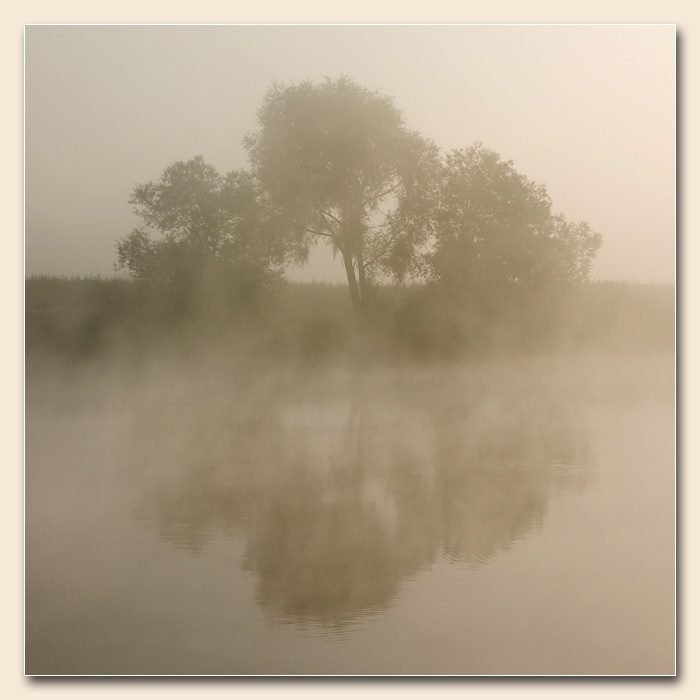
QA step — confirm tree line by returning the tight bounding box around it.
[116,76,602,318]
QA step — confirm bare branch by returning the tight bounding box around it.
[304,227,336,239]
[321,210,342,225]
[364,223,408,269]
[363,180,402,207]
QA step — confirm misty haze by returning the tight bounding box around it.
[24,25,675,676]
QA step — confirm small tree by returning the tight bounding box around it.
[430,144,602,291]
[244,77,440,315]
[116,156,287,315]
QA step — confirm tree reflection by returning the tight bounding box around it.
[125,368,592,627]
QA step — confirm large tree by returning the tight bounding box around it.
[244,76,440,315]
[429,144,602,291]
[116,156,286,309]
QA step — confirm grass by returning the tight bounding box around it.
[25,275,675,363]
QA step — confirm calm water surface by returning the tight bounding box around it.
[25,353,675,675]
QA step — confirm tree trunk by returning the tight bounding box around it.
[356,244,367,308]
[341,248,362,315]
[343,210,369,317]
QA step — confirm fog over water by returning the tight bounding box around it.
[24,24,675,677]
[25,351,674,675]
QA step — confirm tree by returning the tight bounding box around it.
[115,156,287,314]
[429,144,602,291]
[244,76,440,315]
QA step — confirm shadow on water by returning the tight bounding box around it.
[122,362,593,632]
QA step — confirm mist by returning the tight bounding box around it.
[25,24,674,284]
[25,328,674,674]
[24,25,675,677]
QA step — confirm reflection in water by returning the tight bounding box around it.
[125,366,592,629]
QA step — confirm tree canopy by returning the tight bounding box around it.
[429,144,602,291]
[115,79,604,328]
[244,76,440,314]
[116,156,286,310]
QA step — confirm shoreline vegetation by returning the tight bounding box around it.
[26,79,673,372]
[25,275,674,367]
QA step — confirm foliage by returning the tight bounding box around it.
[244,76,440,313]
[115,156,287,310]
[109,79,606,336]
[429,144,602,291]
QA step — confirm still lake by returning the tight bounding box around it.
[25,352,675,675]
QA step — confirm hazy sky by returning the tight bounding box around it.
[25,24,675,283]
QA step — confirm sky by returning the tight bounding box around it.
[24,24,676,284]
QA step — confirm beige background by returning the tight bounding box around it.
[5,0,692,696]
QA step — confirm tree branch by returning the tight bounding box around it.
[363,180,402,207]
[364,223,408,269]
[304,227,336,239]
[321,210,342,225]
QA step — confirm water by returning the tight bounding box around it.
[25,353,675,675]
